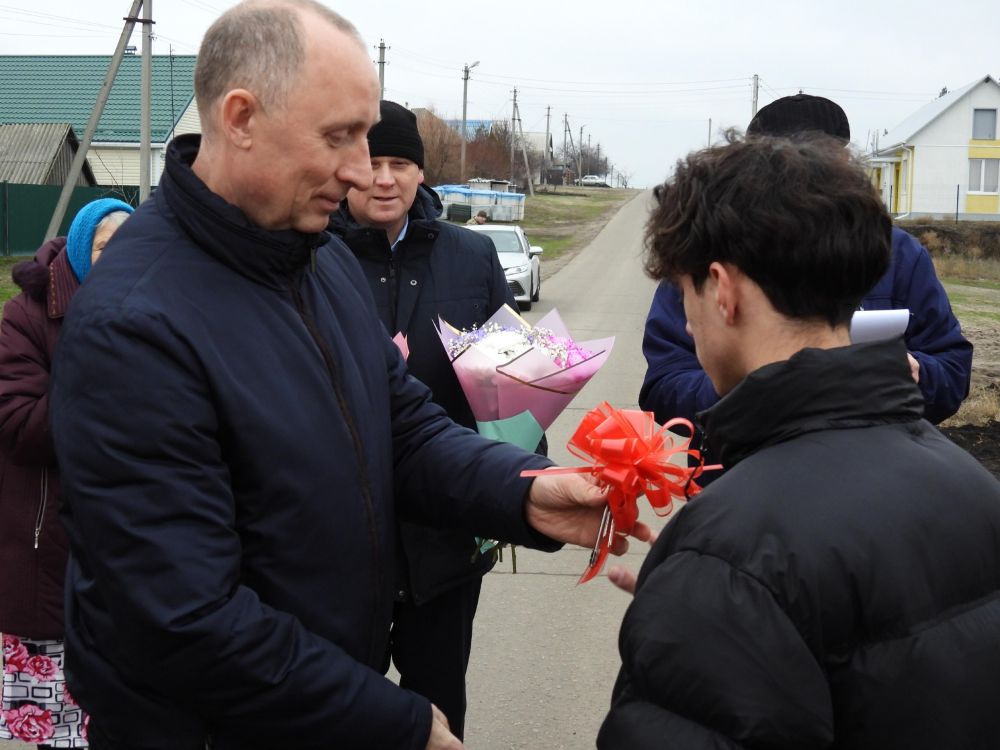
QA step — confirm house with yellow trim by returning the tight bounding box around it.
[869,74,1000,219]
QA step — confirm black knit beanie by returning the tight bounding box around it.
[367,100,424,168]
[747,94,850,142]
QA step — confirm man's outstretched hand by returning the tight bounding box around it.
[426,704,462,750]
[525,471,653,555]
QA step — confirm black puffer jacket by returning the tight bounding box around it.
[51,136,555,750]
[599,339,1000,750]
[329,185,516,603]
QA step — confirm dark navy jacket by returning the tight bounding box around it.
[601,340,1000,749]
[50,135,553,750]
[640,227,973,433]
[329,185,516,604]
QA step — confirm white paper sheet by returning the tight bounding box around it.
[849,309,910,344]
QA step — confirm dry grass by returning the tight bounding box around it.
[519,188,638,262]
[932,255,1000,287]
[955,382,1000,424]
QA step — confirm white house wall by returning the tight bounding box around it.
[157,99,202,180]
[89,144,165,187]
[173,99,201,137]
[906,82,1000,216]
[88,101,200,188]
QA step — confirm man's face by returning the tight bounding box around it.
[244,22,380,233]
[679,274,743,396]
[346,156,424,237]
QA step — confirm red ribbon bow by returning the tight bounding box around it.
[524,402,719,583]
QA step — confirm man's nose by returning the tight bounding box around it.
[339,139,373,192]
[372,162,394,186]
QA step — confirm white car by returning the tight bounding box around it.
[577,174,609,187]
[466,224,542,310]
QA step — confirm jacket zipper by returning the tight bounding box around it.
[387,253,398,326]
[34,469,49,549]
[289,278,384,665]
[685,429,710,500]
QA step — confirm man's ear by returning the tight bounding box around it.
[708,261,740,326]
[417,169,425,184]
[219,89,258,150]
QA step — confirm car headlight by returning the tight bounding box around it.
[507,264,530,275]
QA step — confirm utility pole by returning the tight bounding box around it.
[510,87,517,187]
[139,0,153,202]
[459,60,479,184]
[375,39,388,100]
[512,92,534,196]
[543,105,551,182]
[564,115,577,186]
[587,133,591,175]
[563,113,569,164]
[708,117,712,147]
[46,0,144,240]
[751,74,759,117]
[578,125,585,183]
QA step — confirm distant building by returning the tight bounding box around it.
[0,54,199,188]
[869,74,1000,219]
[443,118,495,140]
[0,123,96,186]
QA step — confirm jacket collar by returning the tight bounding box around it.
[699,338,925,469]
[160,134,327,289]
[47,247,79,319]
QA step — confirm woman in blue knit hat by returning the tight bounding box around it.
[0,197,132,748]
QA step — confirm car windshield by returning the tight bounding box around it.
[480,231,523,254]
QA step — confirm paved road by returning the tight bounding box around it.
[1,190,660,749]
[461,190,661,749]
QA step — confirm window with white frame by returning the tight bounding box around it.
[969,158,1000,192]
[973,109,997,140]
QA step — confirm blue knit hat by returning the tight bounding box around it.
[66,198,134,282]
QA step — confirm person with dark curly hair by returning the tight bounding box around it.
[0,197,132,748]
[599,132,1000,749]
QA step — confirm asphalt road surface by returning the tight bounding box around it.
[460,189,663,749]
[1,190,661,750]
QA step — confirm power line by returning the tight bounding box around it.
[0,6,123,32]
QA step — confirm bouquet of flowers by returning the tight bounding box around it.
[437,304,614,569]
[436,304,614,452]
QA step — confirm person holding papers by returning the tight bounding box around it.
[639,95,972,466]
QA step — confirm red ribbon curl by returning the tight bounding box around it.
[523,401,719,582]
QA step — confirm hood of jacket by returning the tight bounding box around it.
[699,337,924,470]
[11,236,78,318]
[162,134,328,290]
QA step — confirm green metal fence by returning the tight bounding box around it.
[0,182,141,256]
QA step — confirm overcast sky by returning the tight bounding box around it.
[2,0,997,187]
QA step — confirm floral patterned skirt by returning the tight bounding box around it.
[1,634,88,747]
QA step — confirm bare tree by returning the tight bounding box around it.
[414,107,462,185]
[466,122,511,181]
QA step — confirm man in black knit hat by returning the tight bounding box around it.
[328,100,520,741]
[639,94,972,480]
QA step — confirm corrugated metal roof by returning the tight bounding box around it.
[878,75,1000,153]
[0,122,95,184]
[0,54,197,144]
